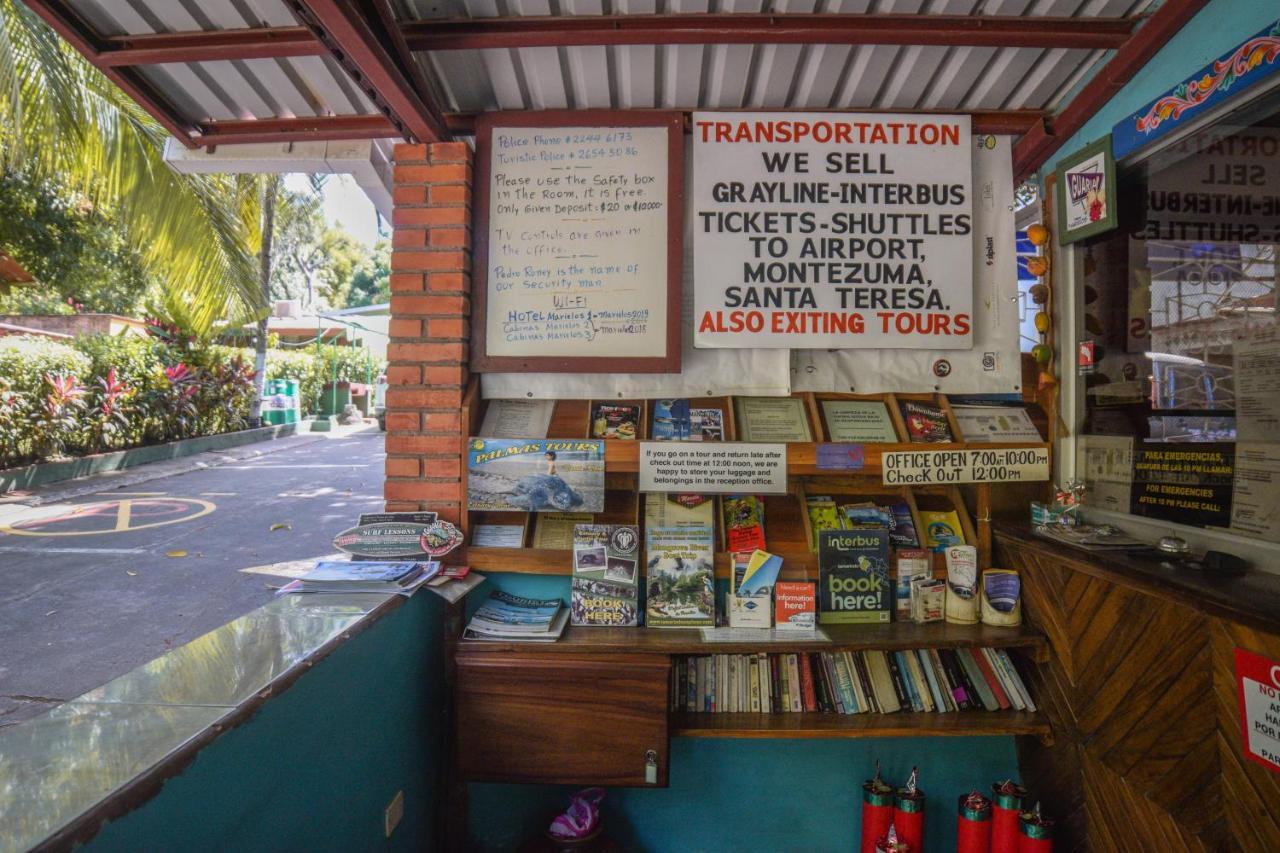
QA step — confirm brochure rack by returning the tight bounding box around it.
[454,380,1053,787]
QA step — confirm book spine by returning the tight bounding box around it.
[995,649,1036,712]
[771,655,782,714]
[928,649,956,712]
[921,650,950,712]
[974,648,1012,710]
[906,650,934,712]
[816,654,836,713]
[747,653,757,706]
[984,648,1023,711]
[956,648,998,711]
[852,652,878,714]
[787,654,803,712]
[901,650,921,712]
[800,654,817,712]
[885,651,912,710]
[938,648,972,709]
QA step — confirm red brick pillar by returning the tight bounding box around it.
[384,141,472,525]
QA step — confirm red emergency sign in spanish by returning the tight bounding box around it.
[692,112,974,350]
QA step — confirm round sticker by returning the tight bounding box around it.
[932,359,952,378]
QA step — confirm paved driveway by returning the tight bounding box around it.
[0,428,385,727]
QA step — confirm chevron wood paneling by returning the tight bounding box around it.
[995,534,1280,851]
[1211,619,1280,850]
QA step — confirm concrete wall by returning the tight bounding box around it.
[82,592,447,853]
[0,314,147,338]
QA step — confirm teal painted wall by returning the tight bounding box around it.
[470,573,1020,853]
[1043,0,1279,174]
[82,592,447,853]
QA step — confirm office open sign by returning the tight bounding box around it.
[1235,647,1280,773]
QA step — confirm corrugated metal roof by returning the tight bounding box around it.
[407,0,1155,116]
[34,0,1161,148]
[74,0,378,122]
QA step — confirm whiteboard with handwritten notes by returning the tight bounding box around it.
[473,113,682,373]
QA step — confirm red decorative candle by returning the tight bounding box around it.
[861,765,895,853]
[875,823,912,853]
[957,791,992,853]
[893,768,925,853]
[1017,804,1054,853]
[991,780,1026,853]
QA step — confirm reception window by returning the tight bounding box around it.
[1077,89,1280,541]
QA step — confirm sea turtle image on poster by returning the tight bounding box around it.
[467,439,605,513]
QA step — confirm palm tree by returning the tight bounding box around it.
[0,0,264,336]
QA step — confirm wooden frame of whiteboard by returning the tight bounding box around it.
[470,110,685,374]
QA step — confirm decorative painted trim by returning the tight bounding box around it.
[1113,19,1280,159]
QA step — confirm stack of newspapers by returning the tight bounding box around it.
[463,590,568,642]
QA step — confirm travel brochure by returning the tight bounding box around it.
[279,560,439,596]
[463,590,569,642]
[645,524,715,627]
[805,495,920,551]
[722,495,766,553]
[821,399,899,443]
[735,396,812,442]
[899,400,953,443]
[479,399,555,439]
[589,402,641,440]
[532,512,595,549]
[652,399,726,441]
[818,528,891,624]
[571,524,640,627]
[951,405,1042,443]
[470,524,525,548]
[467,438,605,513]
[645,493,716,529]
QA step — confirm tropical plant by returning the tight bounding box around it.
[0,0,264,336]
[31,372,85,458]
[87,368,135,452]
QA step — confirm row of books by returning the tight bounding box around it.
[479,396,1042,444]
[669,648,1036,715]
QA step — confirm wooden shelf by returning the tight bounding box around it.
[457,621,1048,661]
[670,710,1052,742]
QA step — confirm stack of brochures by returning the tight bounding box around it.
[463,590,569,642]
[278,560,439,596]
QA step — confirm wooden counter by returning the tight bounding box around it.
[994,524,1280,852]
[994,521,1280,634]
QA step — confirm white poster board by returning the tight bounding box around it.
[882,448,1050,485]
[481,143,792,400]
[638,442,788,494]
[791,135,1019,394]
[692,112,973,350]
[479,122,673,365]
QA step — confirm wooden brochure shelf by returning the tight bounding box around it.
[457,620,1048,661]
[670,710,1051,741]
[455,384,1055,786]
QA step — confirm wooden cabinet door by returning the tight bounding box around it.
[456,652,670,786]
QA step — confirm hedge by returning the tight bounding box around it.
[0,333,383,469]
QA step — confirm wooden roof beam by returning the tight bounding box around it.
[442,109,1046,137]
[402,13,1136,52]
[284,0,448,143]
[98,26,324,67]
[192,115,400,147]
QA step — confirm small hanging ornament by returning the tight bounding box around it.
[1025,223,1049,246]
[1026,255,1048,277]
